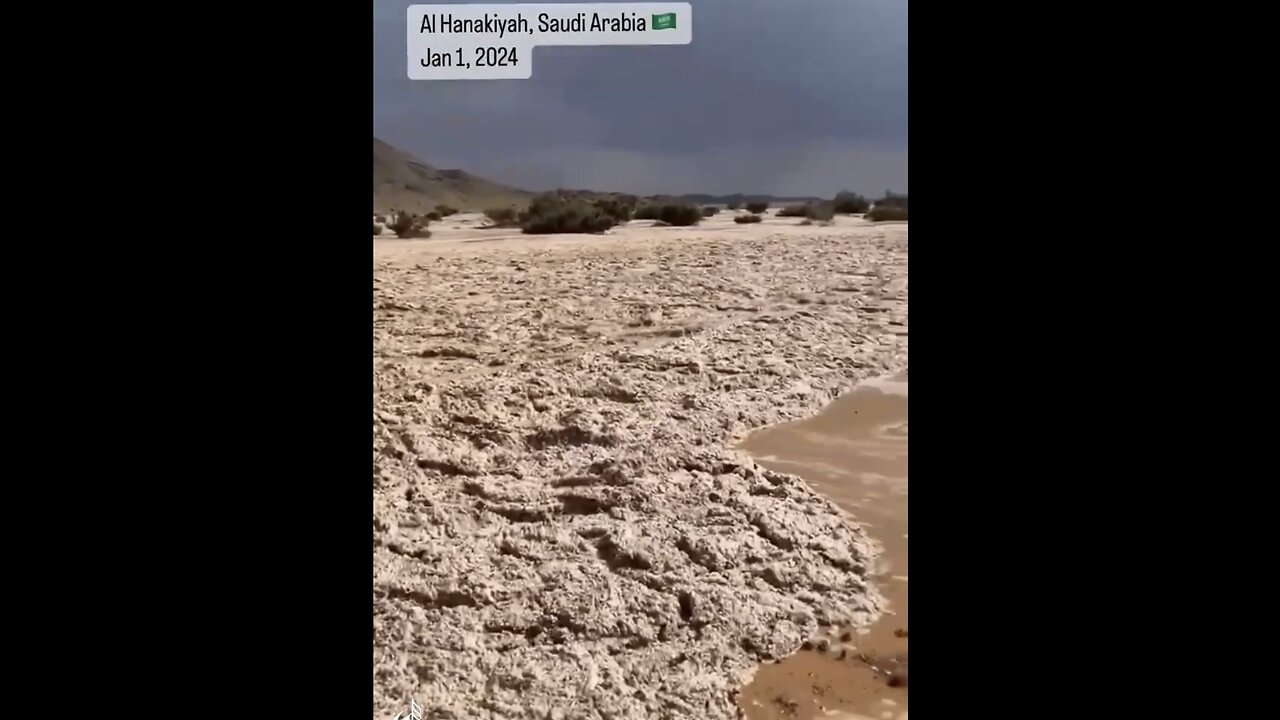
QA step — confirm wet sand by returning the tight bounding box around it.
[738,372,908,720]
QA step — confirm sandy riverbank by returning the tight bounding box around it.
[373,212,908,718]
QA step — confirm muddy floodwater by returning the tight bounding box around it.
[373,220,908,718]
[738,372,908,720]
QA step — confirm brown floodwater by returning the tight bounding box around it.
[737,372,908,720]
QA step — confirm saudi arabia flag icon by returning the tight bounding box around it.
[652,12,676,30]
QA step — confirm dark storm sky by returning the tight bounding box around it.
[373,0,907,197]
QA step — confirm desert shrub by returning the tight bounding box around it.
[593,196,636,222]
[777,204,808,218]
[726,201,742,210]
[425,211,443,221]
[799,219,814,226]
[373,224,383,235]
[702,206,720,217]
[744,201,769,214]
[875,193,909,210]
[399,224,431,238]
[656,203,702,226]
[522,205,616,234]
[519,192,568,223]
[633,204,659,220]
[484,207,519,226]
[832,192,870,214]
[734,214,763,224]
[632,201,699,225]
[390,213,430,238]
[866,205,908,221]
[519,192,617,234]
[805,202,835,221]
[435,205,459,217]
[389,213,413,234]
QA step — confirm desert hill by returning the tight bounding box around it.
[373,137,531,214]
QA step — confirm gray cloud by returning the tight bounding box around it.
[374,0,907,197]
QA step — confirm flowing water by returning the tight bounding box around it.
[737,372,908,720]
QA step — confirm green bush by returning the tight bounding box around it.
[435,205,459,217]
[744,201,769,214]
[832,192,870,214]
[702,206,720,217]
[484,207,519,226]
[373,224,383,235]
[734,214,763,224]
[777,204,808,218]
[866,205,908,221]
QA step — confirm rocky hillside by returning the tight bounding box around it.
[373,137,531,214]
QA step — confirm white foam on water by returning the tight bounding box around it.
[859,374,908,397]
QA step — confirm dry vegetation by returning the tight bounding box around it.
[375,186,908,236]
[866,205,908,221]
[866,194,908,221]
[389,212,431,239]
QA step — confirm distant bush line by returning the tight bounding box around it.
[390,187,908,237]
[866,205,908,221]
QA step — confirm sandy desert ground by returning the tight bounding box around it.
[373,211,908,719]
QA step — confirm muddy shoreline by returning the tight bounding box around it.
[373,214,908,718]
[739,375,908,720]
